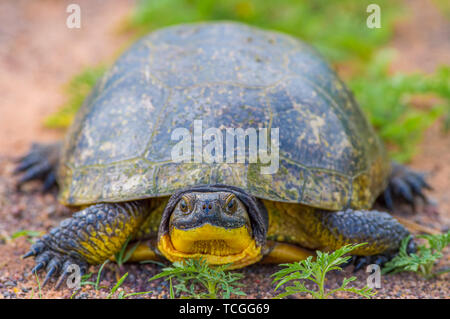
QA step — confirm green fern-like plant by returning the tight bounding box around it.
[149,258,246,299]
[382,232,450,279]
[272,243,376,299]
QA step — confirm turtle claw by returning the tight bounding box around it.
[352,254,390,272]
[22,241,46,259]
[341,256,355,269]
[31,262,46,274]
[43,171,57,192]
[55,261,77,289]
[343,254,387,271]
[25,239,87,289]
[383,188,394,211]
[43,266,58,287]
[14,142,60,192]
[22,250,36,259]
[55,273,68,290]
[381,163,431,211]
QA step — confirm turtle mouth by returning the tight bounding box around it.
[158,223,262,268]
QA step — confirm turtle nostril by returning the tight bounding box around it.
[201,201,213,213]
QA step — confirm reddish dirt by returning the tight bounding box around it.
[0,0,448,299]
[0,0,134,156]
[390,0,450,73]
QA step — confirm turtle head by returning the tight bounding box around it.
[157,186,267,268]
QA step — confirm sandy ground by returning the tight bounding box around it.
[390,0,450,73]
[0,0,134,155]
[0,0,448,299]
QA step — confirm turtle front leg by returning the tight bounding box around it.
[312,209,414,270]
[14,141,62,191]
[23,200,151,288]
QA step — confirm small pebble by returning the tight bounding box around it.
[75,292,89,299]
[4,280,17,287]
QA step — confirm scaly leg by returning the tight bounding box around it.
[23,200,152,287]
[312,209,414,271]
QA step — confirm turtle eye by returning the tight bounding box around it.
[225,195,237,214]
[179,197,190,213]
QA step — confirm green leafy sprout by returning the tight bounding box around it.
[382,232,450,279]
[271,243,376,299]
[149,258,246,299]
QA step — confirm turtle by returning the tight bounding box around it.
[15,22,430,287]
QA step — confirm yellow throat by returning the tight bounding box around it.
[158,223,262,269]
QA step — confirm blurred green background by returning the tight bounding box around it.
[46,0,449,163]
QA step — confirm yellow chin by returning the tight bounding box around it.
[157,224,262,269]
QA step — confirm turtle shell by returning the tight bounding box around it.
[58,22,390,211]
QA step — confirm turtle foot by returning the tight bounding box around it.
[23,239,88,289]
[381,163,432,211]
[14,142,61,192]
[352,254,391,272]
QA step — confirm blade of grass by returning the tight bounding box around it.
[107,272,128,299]
[34,272,42,299]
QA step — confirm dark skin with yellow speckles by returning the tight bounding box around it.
[15,23,430,287]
